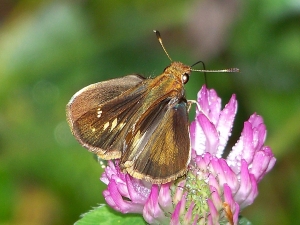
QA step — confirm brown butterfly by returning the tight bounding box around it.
[66,30,238,184]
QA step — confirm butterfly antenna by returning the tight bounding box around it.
[191,61,208,86]
[191,67,240,73]
[153,30,172,62]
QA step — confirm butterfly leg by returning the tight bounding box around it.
[187,100,210,120]
[187,100,200,112]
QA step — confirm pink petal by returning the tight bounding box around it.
[218,159,239,193]
[250,147,275,182]
[216,94,237,155]
[197,86,222,124]
[232,203,240,225]
[191,119,207,156]
[126,175,149,204]
[263,146,276,173]
[227,121,255,174]
[170,200,182,225]
[173,180,186,205]
[210,157,225,183]
[106,179,143,213]
[196,85,210,116]
[192,214,200,225]
[158,183,173,212]
[223,184,239,225]
[100,160,117,184]
[184,201,195,224]
[207,89,222,124]
[248,113,264,127]
[208,175,221,195]
[207,214,213,225]
[198,114,219,155]
[207,199,219,224]
[143,185,168,224]
[210,185,222,210]
[253,122,267,151]
[240,174,258,209]
[233,160,258,209]
[223,184,234,208]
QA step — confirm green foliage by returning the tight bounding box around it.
[238,216,252,225]
[74,205,146,225]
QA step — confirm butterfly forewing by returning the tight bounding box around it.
[66,75,146,158]
[67,75,145,122]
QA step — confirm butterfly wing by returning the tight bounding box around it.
[67,75,145,122]
[66,74,146,159]
[121,98,191,184]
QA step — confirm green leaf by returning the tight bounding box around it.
[74,204,146,225]
[238,216,252,225]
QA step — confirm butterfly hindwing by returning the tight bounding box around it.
[121,98,190,184]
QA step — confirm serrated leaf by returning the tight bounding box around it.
[74,204,146,225]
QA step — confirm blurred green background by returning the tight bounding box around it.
[0,0,299,224]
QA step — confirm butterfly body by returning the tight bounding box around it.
[67,61,192,184]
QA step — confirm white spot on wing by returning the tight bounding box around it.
[97,108,102,118]
[110,118,118,131]
[103,122,109,130]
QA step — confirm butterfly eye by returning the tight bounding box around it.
[182,73,189,84]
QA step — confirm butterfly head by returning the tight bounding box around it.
[164,61,191,85]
